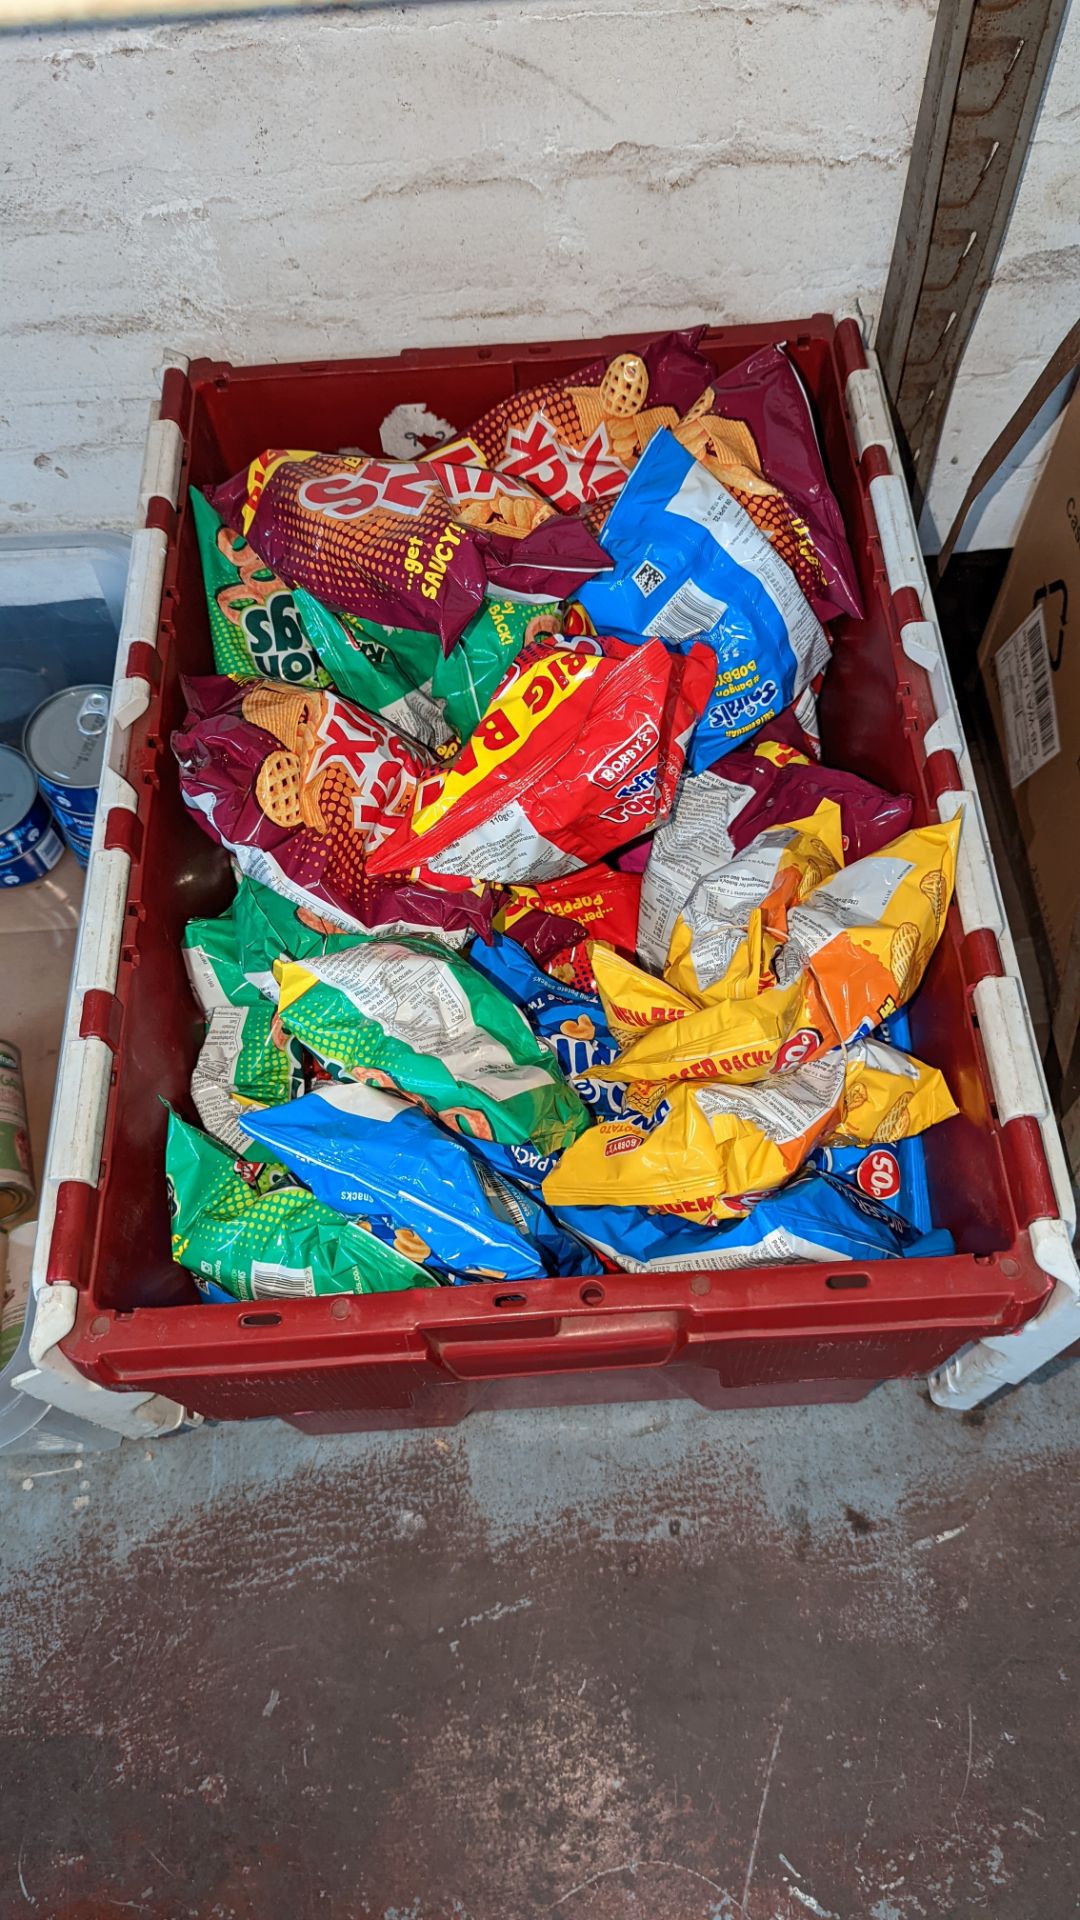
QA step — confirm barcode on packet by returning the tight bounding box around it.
[249,1261,316,1299]
[653,580,728,641]
[996,604,1060,789]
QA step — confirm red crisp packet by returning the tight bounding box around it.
[498,863,641,951]
[437,331,716,512]
[209,451,609,654]
[367,637,715,884]
[173,675,493,944]
[497,864,642,994]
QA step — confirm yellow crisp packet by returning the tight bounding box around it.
[828,1037,957,1146]
[665,800,843,998]
[594,817,961,1085]
[543,1038,957,1219]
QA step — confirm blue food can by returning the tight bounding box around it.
[0,745,64,887]
[23,685,110,869]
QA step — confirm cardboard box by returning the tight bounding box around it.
[979,385,1080,1079]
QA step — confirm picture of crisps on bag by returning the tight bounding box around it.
[173,675,494,947]
[209,450,609,653]
[190,488,331,689]
[436,331,716,513]
[593,816,960,1085]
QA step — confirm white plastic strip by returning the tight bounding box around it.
[847,351,1080,1405]
[136,418,183,519]
[28,462,189,1434]
[844,366,893,465]
[868,472,926,598]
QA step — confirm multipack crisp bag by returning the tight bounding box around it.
[809,1009,937,1228]
[209,451,608,652]
[595,817,961,1083]
[638,716,912,970]
[543,1039,955,1219]
[440,332,715,512]
[664,801,844,997]
[184,895,264,1014]
[190,1003,304,1156]
[275,935,588,1154]
[367,636,714,884]
[167,1109,434,1299]
[572,430,831,770]
[554,1168,954,1275]
[296,587,564,753]
[244,1082,597,1283]
[190,489,331,689]
[173,676,494,945]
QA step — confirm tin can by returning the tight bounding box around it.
[23,684,110,869]
[0,1040,34,1225]
[0,745,64,889]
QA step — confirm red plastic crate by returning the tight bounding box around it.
[36,315,1076,1425]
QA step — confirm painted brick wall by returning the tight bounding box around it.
[3,0,937,534]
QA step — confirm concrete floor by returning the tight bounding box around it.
[2,1369,1079,1920]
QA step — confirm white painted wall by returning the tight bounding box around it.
[3,0,937,535]
[921,9,1080,554]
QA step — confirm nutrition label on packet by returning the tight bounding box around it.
[995,605,1061,789]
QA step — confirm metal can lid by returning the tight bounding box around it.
[23,684,110,788]
[0,745,39,836]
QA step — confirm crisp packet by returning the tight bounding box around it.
[438,331,715,511]
[190,1003,305,1156]
[184,895,264,1013]
[555,1170,954,1274]
[573,430,831,770]
[470,931,624,1120]
[595,817,961,1083]
[497,864,640,967]
[173,675,494,945]
[296,588,564,753]
[543,1038,955,1220]
[275,935,588,1154]
[167,1108,434,1298]
[190,489,330,688]
[368,636,714,883]
[209,451,608,652]
[670,346,863,622]
[638,716,912,969]
[809,1008,937,1228]
[664,801,844,997]
[293,588,456,754]
[244,1082,597,1283]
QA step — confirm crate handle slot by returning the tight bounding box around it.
[427,1309,681,1379]
[825,1273,870,1290]
[238,1311,283,1328]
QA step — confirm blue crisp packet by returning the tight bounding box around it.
[809,1008,934,1232]
[556,1168,953,1273]
[243,1081,598,1282]
[471,932,627,1121]
[575,430,831,771]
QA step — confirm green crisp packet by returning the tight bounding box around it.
[184,877,362,1015]
[294,589,456,755]
[190,489,331,688]
[191,1003,304,1155]
[296,589,561,746]
[167,1109,434,1298]
[275,935,588,1156]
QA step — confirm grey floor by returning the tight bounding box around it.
[2,1368,1079,1920]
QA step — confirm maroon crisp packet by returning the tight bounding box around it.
[173,674,494,944]
[209,450,609,655]
[695,346,864,623]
